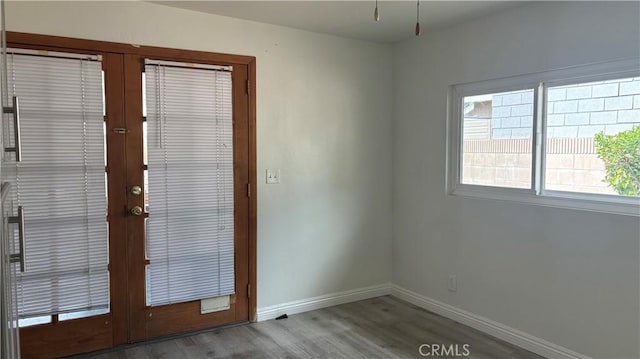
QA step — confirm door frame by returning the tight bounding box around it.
[6,31,257,354]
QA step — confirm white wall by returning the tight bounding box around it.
[7,1,640,357]
[393,2,639,358]
[5,1,394,310]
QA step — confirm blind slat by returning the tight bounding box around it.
[145,63,235,306]
[5,51,109,318]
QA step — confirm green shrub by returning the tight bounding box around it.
[594,126,640,196]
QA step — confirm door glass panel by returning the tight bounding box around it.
[143,121,148,166]
[143,75,148,211]
[59,308,109,321]
[4,50,109,321]
[18,315,50,328]
[144,169,149,212]
[144,61,235,306]
[142,72,147,118]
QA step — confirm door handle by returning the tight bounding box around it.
[130,206,143,216]
[3,96,22,162]
[130,185,142,196]
[8,206,25,273]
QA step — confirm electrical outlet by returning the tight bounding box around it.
[266,169,280,184]
[448,274,457,292]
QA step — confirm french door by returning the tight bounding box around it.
[5,33,256,358]
[123,54,251,341]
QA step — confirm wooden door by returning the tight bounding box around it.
[14,52,124,359]
[123,54,252,341]
[5,32,256,358]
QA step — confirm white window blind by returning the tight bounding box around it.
[144,60,235,306]
[3,50,109,318]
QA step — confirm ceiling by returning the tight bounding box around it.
[153,1,522,43]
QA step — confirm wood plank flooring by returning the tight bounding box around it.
[77,296,545,359]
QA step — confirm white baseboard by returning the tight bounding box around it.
[391,285,591,359]
[256,283,392,322]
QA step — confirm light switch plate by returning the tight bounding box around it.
[266,169,280,184]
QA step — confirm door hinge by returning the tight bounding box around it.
[247,284,251,298]
[246,79,250,95]
[247,183,251,197]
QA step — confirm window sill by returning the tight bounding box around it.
[451,185,640,217]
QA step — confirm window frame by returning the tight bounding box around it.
[447,58,640,216]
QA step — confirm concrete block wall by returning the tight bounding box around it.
[545,153,614,194]
[489,77,640,139]
[462,150,532,189]
[490,89,534,139]
[462,138,616,194]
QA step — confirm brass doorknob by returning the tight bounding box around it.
[131,185,142,196]
[130,206,143,216]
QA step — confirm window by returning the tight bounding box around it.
[448,59,640,216]
[461,89,534,189]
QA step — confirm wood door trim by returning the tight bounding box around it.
[231,64,250,323]
[7,32,258,350]
[7,31,255,65]
[122,54,147,342]
[248,59,257,319]
[141,301,239,339]
[104,52,129,347]
[20,314,112,358]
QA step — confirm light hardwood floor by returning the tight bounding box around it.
[77,296,545,359]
